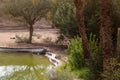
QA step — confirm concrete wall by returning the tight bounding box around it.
[117,28,120,54]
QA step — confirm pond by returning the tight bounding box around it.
[0,52,52,80]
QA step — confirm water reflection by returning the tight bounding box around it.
[0,52,51,80]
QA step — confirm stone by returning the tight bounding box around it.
[10,37,15,39]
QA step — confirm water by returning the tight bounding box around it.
[0,52,51,80]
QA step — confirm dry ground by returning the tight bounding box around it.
[0,19,66,53]
[0,29,58,47]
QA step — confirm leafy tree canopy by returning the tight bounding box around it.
[6,0,51,25]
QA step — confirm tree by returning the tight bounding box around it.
[74,0,90,59]
[99,0,113,79]
[84,0,100,38]
[52,0,79,38]
[6,0,51,43]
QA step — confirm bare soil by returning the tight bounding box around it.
[0,19,66,53]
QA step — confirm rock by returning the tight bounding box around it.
[10,37,15,39]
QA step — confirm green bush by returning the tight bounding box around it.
[52,0,79,38]
[68,37,84,70]
[68,34,102,80]
[73,68,92,80]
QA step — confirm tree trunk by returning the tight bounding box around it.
[99,0,113,79]
[74,0,90,59]
[28,25,33,43]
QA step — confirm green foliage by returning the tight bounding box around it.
[4,0,51,43]
[89,33,99,54]
[48,62,73,80]
[52,0,79,38]
[88,33,102,80]
[111,58,120,80]
[84,0,100,37]
[68,37,84,70]
[111,0,120,48]
[15,35,29,43]
[102,58,120,80]
[52,0,100,38]
[68,34,102,80]
[5,0,51,25]
[73,68,91,80]
[112,0,120,17]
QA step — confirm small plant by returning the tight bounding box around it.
[73,68,91,80]
[48,70,73,80]
[48,62,73,80]
[33,33,42,39]
[88,33,102,80]
[43,37,52,43]
[32,33,38,36]
[15,35,29,43]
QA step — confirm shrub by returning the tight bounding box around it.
[101,58,120,80]
[48,63,73,80]
[15,35,29,43]
[111,58,120,80]
[73,68,92,80]
[68,37,84,70]
[43,37,52,43]
[32,33,42,39]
